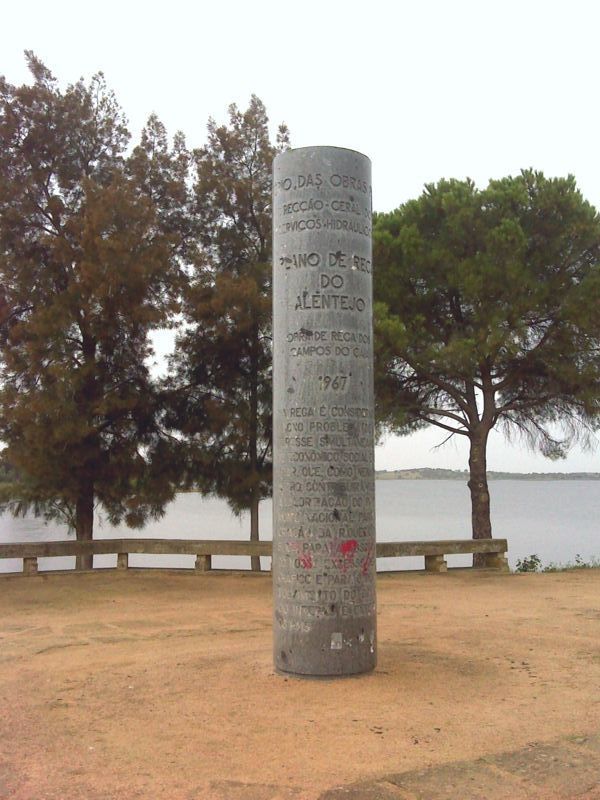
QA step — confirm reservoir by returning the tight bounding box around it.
[1,480,598,573]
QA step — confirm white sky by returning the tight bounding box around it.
[3,0,599,472]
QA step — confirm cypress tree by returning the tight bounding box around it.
[166,97,289,570]
[0,55,190,567]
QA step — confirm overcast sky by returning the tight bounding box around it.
[3,0,599,472]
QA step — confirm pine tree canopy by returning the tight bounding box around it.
[374,171,600,546]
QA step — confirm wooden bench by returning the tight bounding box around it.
[0,537,508,575]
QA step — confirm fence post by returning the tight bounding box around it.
[23,557,38,576]
[483,552,510,571]
[425,554,447,573]
[195,554,211,572]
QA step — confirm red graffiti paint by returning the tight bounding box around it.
[361,543,374,575]
[340,539,358,557]
[298,553,313,569]
[331,539,359,574]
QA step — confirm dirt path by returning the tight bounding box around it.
[1,569,599,799]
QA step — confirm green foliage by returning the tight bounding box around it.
[164,97,289,536]
[515,553,600,572]
[515,554,543,572]
[374,172,600,540]
[0,54,190,541]
[541,554,600,572]
[0,452,17,484]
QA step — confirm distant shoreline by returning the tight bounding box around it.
[376,468,600,481]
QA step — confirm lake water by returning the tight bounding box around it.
[1,480,598,573]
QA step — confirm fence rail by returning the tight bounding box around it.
[0,537,509,575]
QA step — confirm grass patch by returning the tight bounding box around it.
[515,553,600,573]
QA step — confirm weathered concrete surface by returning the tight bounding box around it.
[320,734,600,799]
[1,569,599,799]
[272,146,376,676]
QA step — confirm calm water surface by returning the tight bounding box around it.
[1,480,598,573]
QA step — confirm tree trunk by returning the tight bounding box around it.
[467,430,492,567]
[76,331,98,571]
[250,492,261,572]
[75,480,94,570]
[249,329,261,572]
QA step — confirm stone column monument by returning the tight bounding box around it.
[272,146,377,676]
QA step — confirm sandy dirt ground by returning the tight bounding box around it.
[0,568,599,799]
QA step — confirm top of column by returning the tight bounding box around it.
[275,145,370,159]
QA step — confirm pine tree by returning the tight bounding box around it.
[166,96,289,570]
[373,172,600,562]
[0,54,190,567]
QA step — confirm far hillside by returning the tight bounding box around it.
[376,468,600,481]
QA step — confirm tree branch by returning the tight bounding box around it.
[417,414,470,436]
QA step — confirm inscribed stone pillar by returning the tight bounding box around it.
[272,146,377,676]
